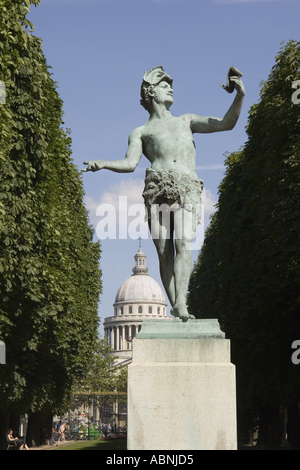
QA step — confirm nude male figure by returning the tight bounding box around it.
[83,66,245,321]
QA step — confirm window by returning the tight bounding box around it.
[120,307,123,315]
[148,306,152,314]
[138,306,143,314]
[157,307,160,314]
[129,306,133,314]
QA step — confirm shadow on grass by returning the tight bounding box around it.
[55,438,127,451]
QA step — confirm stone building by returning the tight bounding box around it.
[103,242,169,365]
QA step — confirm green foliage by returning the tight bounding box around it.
[72,338,128,409]
[0,0,102,416]
[55,438,128,451]
[188,41,300,411]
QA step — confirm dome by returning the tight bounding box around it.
[115,274,166,304]
[104,241,170,358]
[114,241,166,305]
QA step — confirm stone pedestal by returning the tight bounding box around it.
[128,319,237,450]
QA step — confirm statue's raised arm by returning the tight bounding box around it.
[185,66,245,135]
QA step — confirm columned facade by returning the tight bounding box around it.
[104,321,142,354]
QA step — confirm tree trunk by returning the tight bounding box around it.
[9,412,20,438]
[0,411,11,451]
[237,409,258,447]
[257,406,280,449]
[287,404,300,450]
[40,414,53,445]
[26,413,41,448]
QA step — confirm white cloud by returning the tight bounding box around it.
[98,178,144,208]
[84,178,144,228]
[202,187,217,217]
[202,187,217,230]
[196,164,225,171]
[85,177,217,238]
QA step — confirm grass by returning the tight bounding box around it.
[54,438,127,451]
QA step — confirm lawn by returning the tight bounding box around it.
[54,438,127,451]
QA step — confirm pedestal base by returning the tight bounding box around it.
[127,320,237,451]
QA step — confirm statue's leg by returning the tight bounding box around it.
[171,208,196,321]
[154,237,176,308]
[148,209,176,307]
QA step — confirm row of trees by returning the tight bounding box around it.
[72,338,127,430]
[188,41,300,448]
[0,0,102,449]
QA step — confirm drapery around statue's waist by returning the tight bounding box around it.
[142,168,204,224]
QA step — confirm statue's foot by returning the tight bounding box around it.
[171,302,195,322]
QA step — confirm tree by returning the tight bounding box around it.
[188,40,300,447]
[0,0,102,448]
[72,338,128,420]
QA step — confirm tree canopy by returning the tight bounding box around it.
[0,0,102,420]
[188,41,300,433]
[72,338,128,411]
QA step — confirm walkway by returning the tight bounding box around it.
[29,440,75,450]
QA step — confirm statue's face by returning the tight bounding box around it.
[152,80,174,109]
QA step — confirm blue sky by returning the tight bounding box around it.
[28,0,299,334]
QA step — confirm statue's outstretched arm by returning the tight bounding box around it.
[83,128,143,173]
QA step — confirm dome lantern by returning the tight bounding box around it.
[132,238,148,275]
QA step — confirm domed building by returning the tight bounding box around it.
[103,242,169,364]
